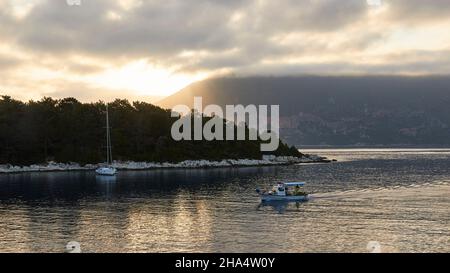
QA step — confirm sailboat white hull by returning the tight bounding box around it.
[95,167,117,176]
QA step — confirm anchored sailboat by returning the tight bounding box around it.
[96,104,117,176]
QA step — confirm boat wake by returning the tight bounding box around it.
[309,180,450,201]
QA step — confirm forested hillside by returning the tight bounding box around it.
[0,96,300,165]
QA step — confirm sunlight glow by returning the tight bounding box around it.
[86,60,208,97]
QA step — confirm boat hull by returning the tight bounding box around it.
[95,167,117,176]
[261,195,309,202]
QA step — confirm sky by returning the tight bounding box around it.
[1,0,450,102]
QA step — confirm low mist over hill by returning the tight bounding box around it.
[158,76,450,147]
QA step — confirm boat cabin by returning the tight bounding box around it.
[271,182,306,196]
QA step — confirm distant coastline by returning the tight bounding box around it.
[0,155,333,174]
[298,145,450,149]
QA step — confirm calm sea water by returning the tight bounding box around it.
[0,149,449,253]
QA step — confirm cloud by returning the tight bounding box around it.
[13,0,242,59]
[0,54,22,70]
[1,0,450,100]
[387,0,450,23]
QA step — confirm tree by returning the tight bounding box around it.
[0,96,303,165]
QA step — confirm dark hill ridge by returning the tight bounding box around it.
[158,76,450,146]
[0,96,301,166]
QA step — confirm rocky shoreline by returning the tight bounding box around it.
[0,155,334,174]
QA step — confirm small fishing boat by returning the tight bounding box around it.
[96,104,117,176]
[256,182,309,202]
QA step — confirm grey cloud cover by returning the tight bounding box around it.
[1,0,450,100]
[4,0,450,71]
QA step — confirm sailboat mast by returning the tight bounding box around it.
[105,104,112,165]
[108,107,113,165]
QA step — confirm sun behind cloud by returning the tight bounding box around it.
[86,59,209,97]
[1,0,450,102]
